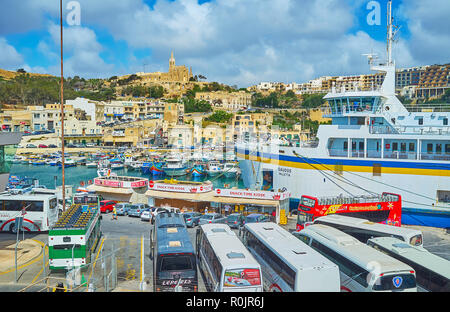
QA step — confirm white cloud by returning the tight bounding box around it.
[44,23,115,78]
[398,0,450,65]
[2,0,449,86]
[0,37,25,70]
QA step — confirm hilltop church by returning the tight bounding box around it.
[137,52,193,83]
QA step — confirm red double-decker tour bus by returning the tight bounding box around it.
[296,193,402,231]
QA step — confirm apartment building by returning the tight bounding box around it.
[195,91,252,112]
[415,64,450,99]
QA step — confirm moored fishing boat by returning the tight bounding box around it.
[223,162,240,178]
[190,164,207,177]
[162,156,188,177]
[57,158,76,168]
[207,161,224,177]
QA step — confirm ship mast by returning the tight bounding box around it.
[386,0,398,66]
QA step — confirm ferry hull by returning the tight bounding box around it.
[237,147,450,229]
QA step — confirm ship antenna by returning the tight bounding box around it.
[387,0,401,66]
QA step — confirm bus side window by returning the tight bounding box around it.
[5,200,21,211]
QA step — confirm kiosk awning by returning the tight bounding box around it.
[145,190,215,202]
[145,190,280,207]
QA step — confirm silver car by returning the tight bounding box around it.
[198,213,227,225]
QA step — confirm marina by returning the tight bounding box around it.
[0,0,449,295]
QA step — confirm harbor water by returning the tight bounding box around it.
[9,163,245,191]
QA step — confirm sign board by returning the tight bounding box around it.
[214,189,291,201]
[94,178,148,189]
[148,182,213,193]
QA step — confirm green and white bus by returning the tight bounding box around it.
[48,194,102,270]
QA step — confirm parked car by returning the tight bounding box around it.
[128,204,147,217]
[182,212,203,227]
[38,144,48,148]
[243,213,270,225]
[26,144,37,148]
[140,209,152,222]
[100,200,117,213]
[198,213,227,225]
[48,144,57,148]
[151,207,169,218]
[225,213,245,229]
[115,203,131,216]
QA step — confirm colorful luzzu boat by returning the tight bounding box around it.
[190,164,207,177]
[150,162,165,176]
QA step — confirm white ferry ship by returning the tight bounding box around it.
[237,1,450,228]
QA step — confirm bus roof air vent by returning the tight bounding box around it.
[211,228,227,233]
[226,252,245,259]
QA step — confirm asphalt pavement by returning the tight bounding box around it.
[0,215,449,292]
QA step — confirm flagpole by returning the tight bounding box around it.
[60,0,66,211]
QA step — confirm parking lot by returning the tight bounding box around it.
[1,212,449,292]
[0,212,211,292]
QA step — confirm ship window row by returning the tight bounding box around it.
[328,138,450,161]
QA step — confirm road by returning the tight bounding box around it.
[0,212,208,292]
[0,214,449,292]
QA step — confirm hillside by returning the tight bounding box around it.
[0,68,54,80]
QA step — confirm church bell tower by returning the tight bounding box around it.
[169,51,176,71]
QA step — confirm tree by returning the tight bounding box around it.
[301,93,326,109]
[16,68,27,74]
[206,110,233,123]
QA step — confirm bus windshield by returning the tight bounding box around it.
[372,274,417,291]
[223,268,261,288]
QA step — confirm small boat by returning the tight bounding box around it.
[110,162,125,170]
[31,160,46,166]
[162,156,188,177]
[48,159,60,166]
[207,161,224,177]
[150,162,164,176]
[86,161,98,168]
[58,158,76,168]
[97,167,117,178]
[190,164,207,177]
[223,162,240,178]
[75,157,87,166]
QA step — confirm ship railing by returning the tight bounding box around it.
[384,151,418,160]
[369,125,450,135]
[403,103,450,113]
[369,125,399,135]
[419,153,450,161]
[394,126,450,135]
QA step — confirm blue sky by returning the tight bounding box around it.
[0,0,449,87]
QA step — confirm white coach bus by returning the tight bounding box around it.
[241,222,341,292]
[295,224,418,292]
[0,192,58,232]
[196,223,263,292]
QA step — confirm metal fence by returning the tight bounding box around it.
[17,238,120,292]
